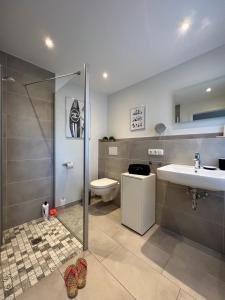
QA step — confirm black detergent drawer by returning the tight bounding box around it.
[128,164,150,176]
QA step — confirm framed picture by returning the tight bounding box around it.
[130,105,145,131]
[65,97,84,139]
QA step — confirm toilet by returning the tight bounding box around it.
[90,178,120,202]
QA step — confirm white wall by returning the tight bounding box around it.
[108,45,225,138]
[55,81,107,207]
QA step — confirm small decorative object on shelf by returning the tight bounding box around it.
[102,136,109,141]
[109,136,116,142]
[155,123,166,135]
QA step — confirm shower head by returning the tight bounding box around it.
[2,76,16,83]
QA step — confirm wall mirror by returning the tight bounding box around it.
[173,75,225,124]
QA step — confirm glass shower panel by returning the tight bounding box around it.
[0,53,89,251]
[55,70,85,245]
[0,61,7,246]
[0,64,2,245]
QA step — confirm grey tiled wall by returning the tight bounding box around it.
[0,51,54,229]
[98,135,225,253]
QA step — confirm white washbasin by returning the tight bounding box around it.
[157,164,225,191]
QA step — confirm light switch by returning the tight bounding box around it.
[109,146,118,156]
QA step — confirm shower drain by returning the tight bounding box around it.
[31,237,42,245]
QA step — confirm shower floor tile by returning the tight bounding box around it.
[0,218,82,299]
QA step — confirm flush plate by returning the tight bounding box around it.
[109,146,118,155]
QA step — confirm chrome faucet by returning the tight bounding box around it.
[194,152,201,170]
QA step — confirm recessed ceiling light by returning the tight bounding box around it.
[102,72,108,79]
[206,87,212,93]
[179,19,192,35]
[45,37,54,49]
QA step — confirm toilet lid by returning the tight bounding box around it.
[90,178,118,188]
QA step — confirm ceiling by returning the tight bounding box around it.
[0,0,225,95]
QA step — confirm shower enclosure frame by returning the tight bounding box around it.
[0,64,90,250]
[83,64,89,251]
[0,65,3,246]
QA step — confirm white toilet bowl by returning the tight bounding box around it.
[90,178,120,202]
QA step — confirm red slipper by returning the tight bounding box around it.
[64,265,79,298]
[76,258,87,289]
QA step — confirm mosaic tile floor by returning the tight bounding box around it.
[0,218,82,300]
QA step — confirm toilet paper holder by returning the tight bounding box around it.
[62,161,74,169]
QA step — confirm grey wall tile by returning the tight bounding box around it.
[105,157,129,178]
[156,204,223,252]
[7,138,53,160]
[0,51,6,65]
[198,138,225,166]
[7,159,53,183]
[156,180,168,206]
[98,158,106,175]
[7,92,53,121]
[25,82,54,102]
[7,177,53,205]
[157,182,224,226]
[7,115,53,139]
[7,54,53,79]
[2,114,6,138]
[164,139,200,165]
[0,51,7,78]
[7,196,53,229]
[105,141,131,159]
[129,140,149,160]
[164,138,225,166]
[6,67,54,101]
[2,52,54,229]
[99,142,107,158]
[2,204,8,229]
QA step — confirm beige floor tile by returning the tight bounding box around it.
[107,208,121,223]
[89,228,120,261]
[89,214,122,237]
[17,254,134,300]
[143,226,182,255]
[163,255,225,300]
[16,270,68,300]
[198,273,225,300]
[76,254,135,300]
[178,290,197,300]
[112,225,170,272]
[102,245,179,300]
[171,240,225,283]
[58,250,90,276]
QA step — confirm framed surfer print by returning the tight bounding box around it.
[66,97,84,139]
[130,105,145,131]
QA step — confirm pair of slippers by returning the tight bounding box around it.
[64,258,87,298]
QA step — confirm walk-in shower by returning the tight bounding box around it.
[0,59,89,248]
[0,52,89,298]
[22,67,89,250]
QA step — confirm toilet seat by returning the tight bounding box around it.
[90,178,118,189]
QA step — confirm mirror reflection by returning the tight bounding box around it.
[173,75,225,123]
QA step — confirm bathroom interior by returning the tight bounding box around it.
[1,1,225,299]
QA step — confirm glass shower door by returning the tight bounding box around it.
[54,65,89,250]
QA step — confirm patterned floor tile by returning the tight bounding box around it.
[0,218,82,299]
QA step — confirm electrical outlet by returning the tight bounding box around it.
[148,149,164,156]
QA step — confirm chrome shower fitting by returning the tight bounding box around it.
[2,76,16,82]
